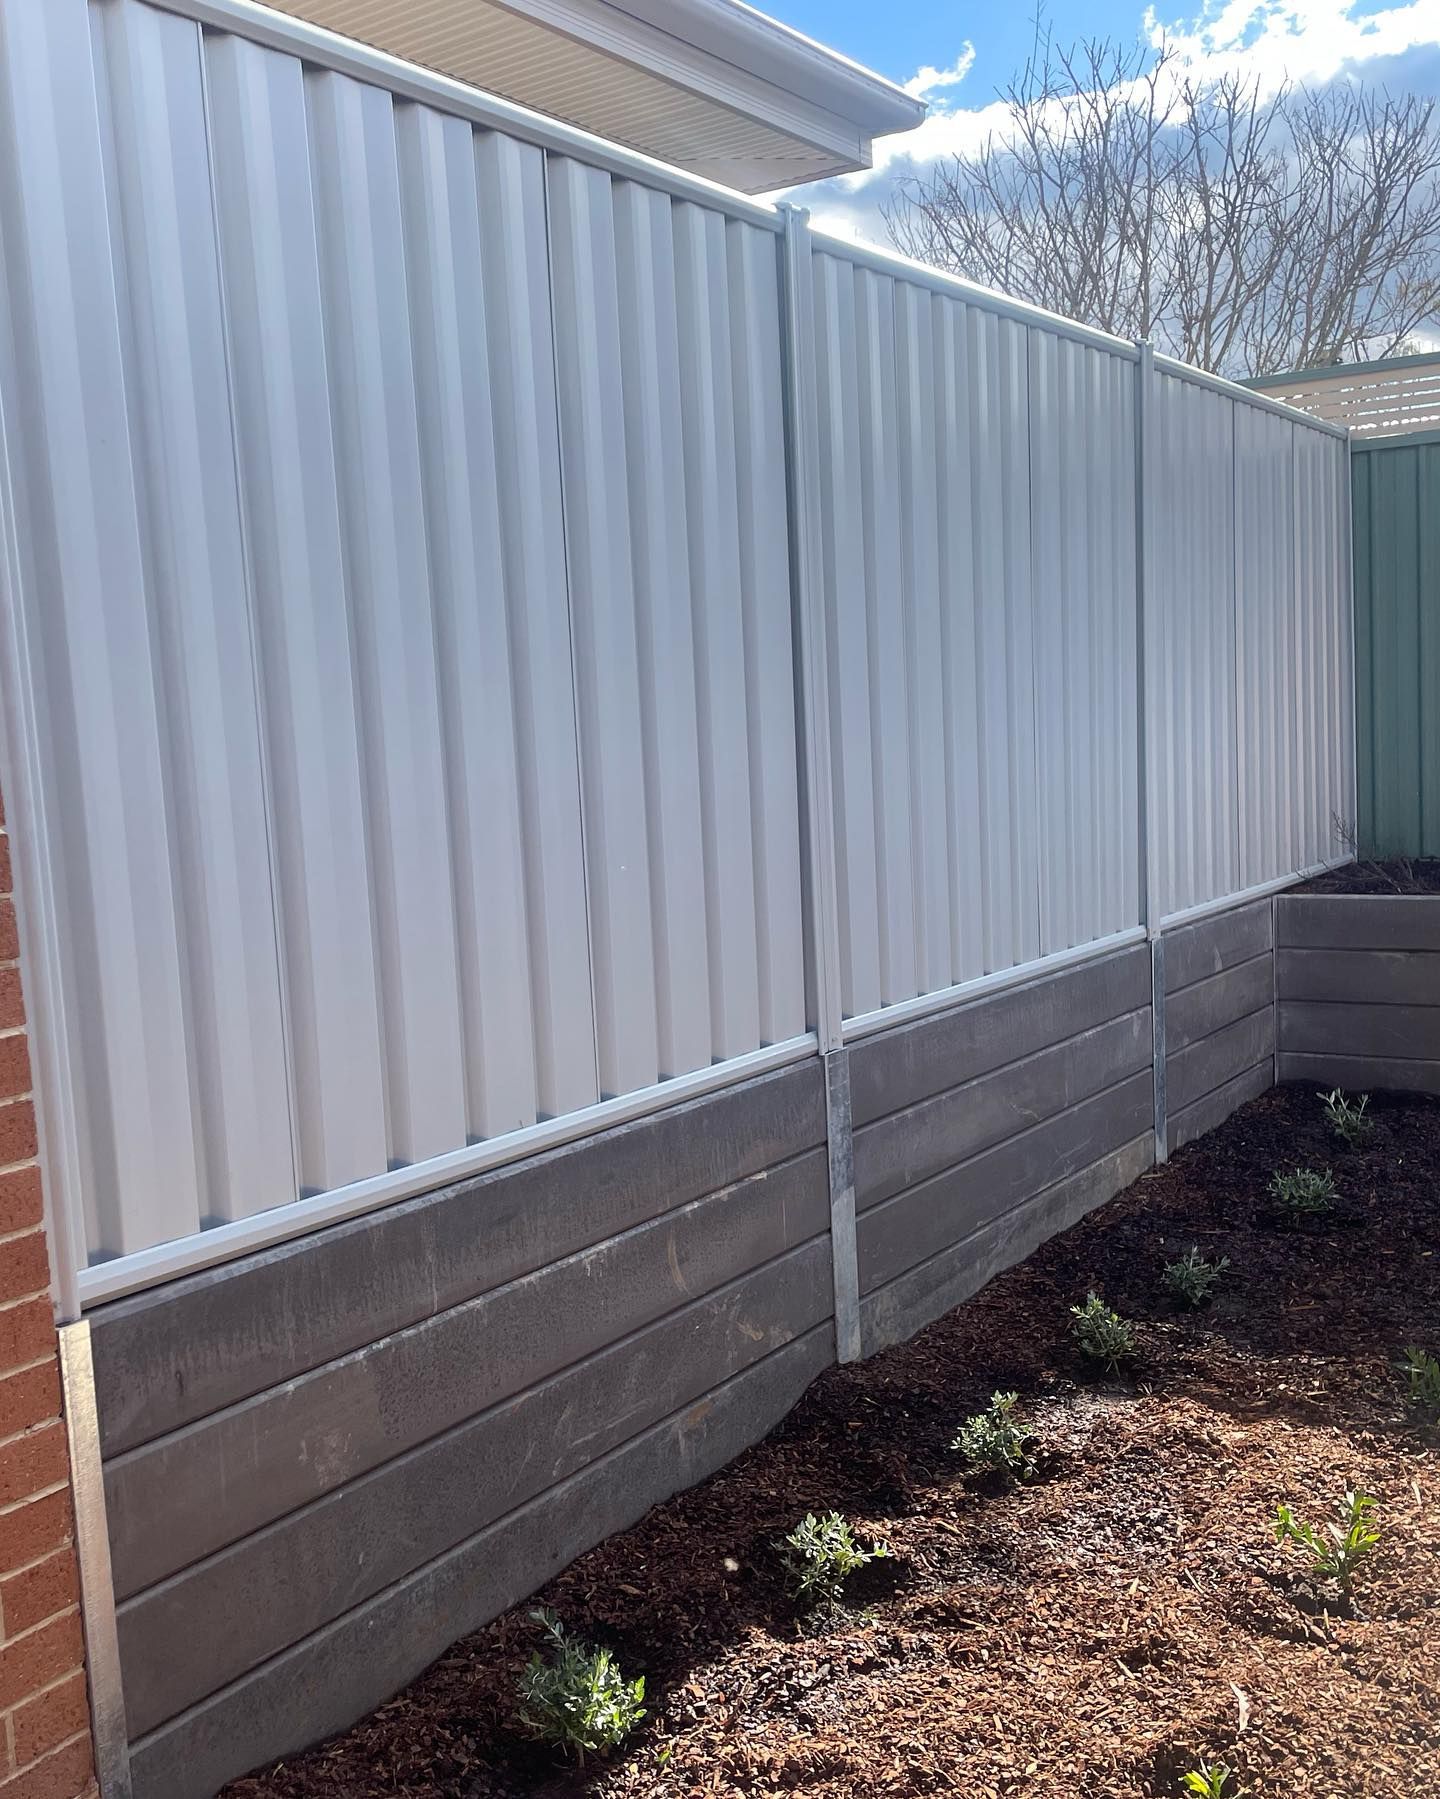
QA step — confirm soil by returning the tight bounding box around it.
[228,1085,1440,1799]
[1295,859,1440,895]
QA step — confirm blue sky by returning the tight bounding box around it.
[770,0,1138,90]
[768,0,1440,240]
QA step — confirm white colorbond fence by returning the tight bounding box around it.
[0,0,1354,1307]
[1144,358,1355,922]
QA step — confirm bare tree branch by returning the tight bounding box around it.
[882,33,1440,377]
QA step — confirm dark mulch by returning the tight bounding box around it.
[228,1086,1440,1799]
[1295,858,1440,895]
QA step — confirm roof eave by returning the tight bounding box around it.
[601,0,927,137]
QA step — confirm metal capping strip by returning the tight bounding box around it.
[76,1034,819,1306]
[1157,861,1351,935]
[839,927,1150,1043]
[57,1321,132,1799]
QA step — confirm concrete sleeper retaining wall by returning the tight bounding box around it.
[851,943,1156,1357]
[93,1060,831,1799]
[1163,898,1276,1154]
[1277,894,1440,1094]
[89,905,1329,1799]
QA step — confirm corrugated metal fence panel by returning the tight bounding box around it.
[1291,423,1355,866]
[1234,406,1354,885]
[1148,370,1241,918]
[1235,402,1301,886]
[1352,436,1440,856]
[812,249,1142,1019]
[0,0,809,1271]
[544,156,806,1086]
[1149,367,1353,918]
[0,0,294,1256]
[1029,332,1140,954]
[0,0,1357,1285]
[811,255,1042,1016]
[202,29,604,1153]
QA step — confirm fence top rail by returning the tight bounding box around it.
[1153,351,1351,441]
[1248,348,1440,390]
[135,0,786,230]
[1352,426,1440,453]
[809,226,1143,359]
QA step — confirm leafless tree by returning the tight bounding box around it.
[883,29,1440,376]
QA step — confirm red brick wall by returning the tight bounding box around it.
[0,791,96,1799]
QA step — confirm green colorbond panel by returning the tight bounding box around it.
[1352,436,1440,856]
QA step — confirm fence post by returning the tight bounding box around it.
[778,205,859,1363]
[1134,339,1168,1164]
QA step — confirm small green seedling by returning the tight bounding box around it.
[780,1511,889,1610]
[952,1390,1037,1482]
[1181,1763,1237,1798]
[1163,1247,1230,1308]
[1399,1347,1440,1420]
[1318,1087,1373,1147]
[1268,1165,1336,1217]
[1273,1490,1380,1596]
[1070,1292,1137,1371]
[516,1609,645,1762]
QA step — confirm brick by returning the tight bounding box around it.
[0,835,10,898]
[0,1611,82,1711]
[0,1303,51,1380]
[9,1672,88,1770]
[0,1425,66,1511]
[0,1731,93,1799]
[0,1170,41,1239]
[1,1551,78,1642]
[0,1107,34,1175]
[0,1239,48,1311]
[0,973,22,1034]
[0,1365,60,1445]
[0,1495,69,1580]
[0,903,16,965]
[0,1037,29,1106]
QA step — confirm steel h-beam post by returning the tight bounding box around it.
[778,205,859,1361]
[1135,339,1168,1164]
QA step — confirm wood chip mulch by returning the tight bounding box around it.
[228,1084,1440,1799]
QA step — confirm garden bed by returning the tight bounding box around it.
[228,1084,1440,1799]
[1295,859,1440,895]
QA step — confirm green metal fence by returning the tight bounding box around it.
[1352,430,1440,856]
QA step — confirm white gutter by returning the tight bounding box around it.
[603,0,927,134]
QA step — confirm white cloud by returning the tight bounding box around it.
[786,0,1440,247]
[903,43,977,99]
[1147,0,1440,91]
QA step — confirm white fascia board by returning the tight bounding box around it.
[601,0,926,135]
